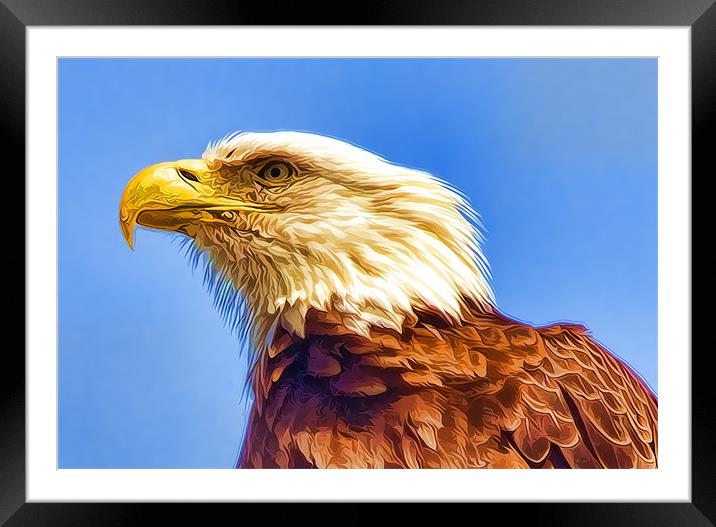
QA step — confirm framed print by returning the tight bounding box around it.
[3,0,713,524]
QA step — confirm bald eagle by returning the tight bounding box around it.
[119,131,657,469]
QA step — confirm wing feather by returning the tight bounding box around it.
[512,326,659,468]
[455,313,658,469]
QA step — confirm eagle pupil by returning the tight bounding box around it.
[270,167,281,178]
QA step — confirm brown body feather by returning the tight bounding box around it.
[239,303,658,469]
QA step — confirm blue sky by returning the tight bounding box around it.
[58,58,657,468]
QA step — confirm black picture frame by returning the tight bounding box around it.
[2,0,712,524]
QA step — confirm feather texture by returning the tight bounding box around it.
[239,302,657,469]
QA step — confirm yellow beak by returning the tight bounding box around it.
[119,159,272,249]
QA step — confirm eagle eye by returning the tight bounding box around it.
[257,160,295,185]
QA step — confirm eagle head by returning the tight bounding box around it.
[120,131,493,349]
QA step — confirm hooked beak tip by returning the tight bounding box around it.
[120,212,136,251]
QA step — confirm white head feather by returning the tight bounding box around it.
[196,131,493,348]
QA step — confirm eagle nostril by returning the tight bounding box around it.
[177,168,199,183]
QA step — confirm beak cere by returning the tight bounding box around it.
[119,159,274,249]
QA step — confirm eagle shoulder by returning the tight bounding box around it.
[411,307,659,468]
